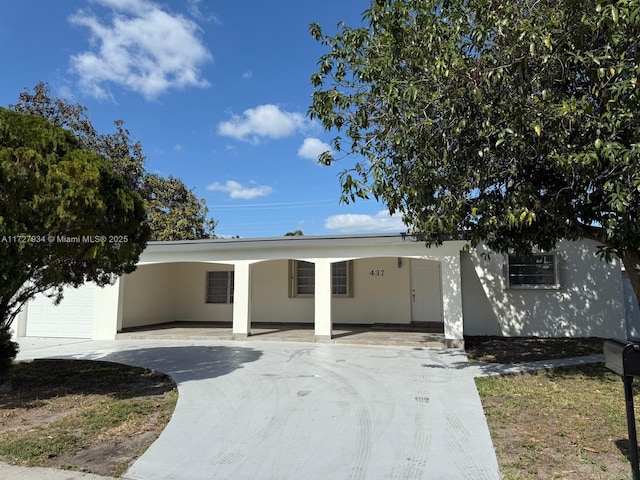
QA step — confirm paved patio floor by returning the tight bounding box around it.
[117,322,448,348]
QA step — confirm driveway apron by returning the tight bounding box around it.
[16,338,500,480]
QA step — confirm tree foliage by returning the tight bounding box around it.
[142,173,217,240]
[12,83,144,191]
[11,83,216,240]
[309,0,640,303]
[0,108,149,360]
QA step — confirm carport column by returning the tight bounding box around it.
[232,261,252,339]
[441,254,464,348]
[314,259,332,341]
[92,277,123,340]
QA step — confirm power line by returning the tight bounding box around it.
[210,199,337,210]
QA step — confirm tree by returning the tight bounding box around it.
[12,83,144,191]
[142,173,217,240]
[309,0,640,306]
[0,108,149,370]
[284,230,304,236]
[12,83,216,240]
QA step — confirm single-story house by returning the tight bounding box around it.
[13,233,635,347]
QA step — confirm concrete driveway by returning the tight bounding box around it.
[16,338,500,480]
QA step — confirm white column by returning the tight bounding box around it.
[116,276,125,334]
[441,254,464,348]
[232,261,252,339]
[13,308,27,338]
[314,259,332,341]
[93,278,121,340]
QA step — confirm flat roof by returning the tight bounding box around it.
[147,232,413,247]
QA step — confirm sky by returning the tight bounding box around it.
[0,0,407,238]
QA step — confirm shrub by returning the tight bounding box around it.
[0,324,19,377]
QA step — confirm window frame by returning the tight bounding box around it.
[206,270,235,304]
[506,253,560,290]
[289,260,354,298]
[331,261,350,296]
[295,260,315,296]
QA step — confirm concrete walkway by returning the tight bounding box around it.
[5,339,600,480]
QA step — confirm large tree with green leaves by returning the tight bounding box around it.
[12,83,144,192]
[11,83,216,240]
[0,108,149,370]
[142,173,217,240]
[309,0,640,305]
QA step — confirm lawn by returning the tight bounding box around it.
[0,359,177,477]
[468,336,638,480]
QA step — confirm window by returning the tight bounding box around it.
[289,260,353,297]
[206,271,234,303]
[296,261,315,295]
[507,254,559,289]
[332,261,349,295]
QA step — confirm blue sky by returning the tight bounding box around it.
[0,0,405,238]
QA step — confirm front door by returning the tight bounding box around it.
[410,260,443,323]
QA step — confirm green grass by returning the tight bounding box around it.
[0,359,177,477]
[469,338,637,479]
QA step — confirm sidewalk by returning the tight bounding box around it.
[0,463,118,480]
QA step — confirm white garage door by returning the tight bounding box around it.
[26,284,95,338]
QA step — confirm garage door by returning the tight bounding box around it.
[26,284,95,338]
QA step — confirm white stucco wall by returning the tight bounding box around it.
[172,262,234,322]
[252,257,414,325]
[121,263,179,327]
[92,280,122,339]
[122,262,238,327]
[250,257,415,325]
[334,257,412,324]
[251,260,314,323]
[623,274,640,338]
[460,253,501,335]
[12,309,26,338]
[462,240,626,338]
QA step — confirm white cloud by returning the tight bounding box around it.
[241,69,253,79]
[325,210,406,233]
[187,0,221,24]
[298,137,332,161]
[69,0,212,100]
[217,104,311,142]
[206,180,274,200]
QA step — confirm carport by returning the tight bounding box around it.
[117,234,465,346]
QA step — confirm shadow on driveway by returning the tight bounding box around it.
[37,345,263,383]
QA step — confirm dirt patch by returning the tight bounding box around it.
[465,336,605,364]
[52,431,158,476]
[0,359,177,477]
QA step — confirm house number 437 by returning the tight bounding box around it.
[369,269,384,277]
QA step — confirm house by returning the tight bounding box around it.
[13,233,631,346]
